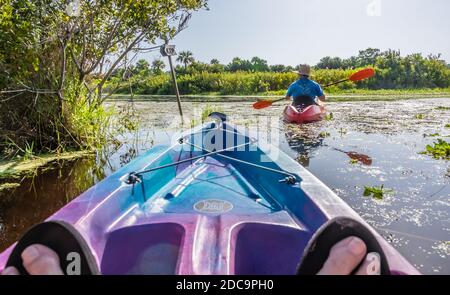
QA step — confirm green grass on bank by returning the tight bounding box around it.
[268,87,450,96]
[107,88,450,103]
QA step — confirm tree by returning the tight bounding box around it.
[357,48,382,66]
[151,60,166,75]
[250,57,269,72]
[316,56,343,69]
[134,59,151,75]
[0,0,207,155]
[226,57,253,72]
[177,51,195,69]
[210,59,220,65]
[270,64,287,72]
[209,62,225,73]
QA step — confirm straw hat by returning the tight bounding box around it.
[292,64,311,76]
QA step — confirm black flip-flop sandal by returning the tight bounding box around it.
[5,221,100,275]
[297,217,390,275]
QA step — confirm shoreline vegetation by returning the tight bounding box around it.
[106,48,450,99]
[0,150,93,192]
[0,0,207,160]
[107,88,450,103]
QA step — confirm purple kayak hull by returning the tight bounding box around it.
[0,120,420,275]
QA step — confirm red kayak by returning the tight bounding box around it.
[283,103,326,124]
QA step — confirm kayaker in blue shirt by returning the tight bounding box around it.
[285,64,326,107]
[1,237,379,275]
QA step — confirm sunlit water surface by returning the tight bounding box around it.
[1,98,449,274]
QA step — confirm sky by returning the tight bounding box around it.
[144,0,450,67]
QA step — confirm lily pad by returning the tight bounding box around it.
[363,185,394,200]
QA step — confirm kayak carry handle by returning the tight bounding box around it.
[208,112,228,122]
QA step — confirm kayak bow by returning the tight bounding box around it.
[0,113,419,275]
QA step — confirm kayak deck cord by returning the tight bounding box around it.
[126,140,255,198]
[131,140,253,176]
[126,129,297,198]
[183,140,297,184]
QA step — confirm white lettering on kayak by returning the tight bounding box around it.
[194,199,233,214]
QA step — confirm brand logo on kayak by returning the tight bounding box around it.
[194,199,233,214]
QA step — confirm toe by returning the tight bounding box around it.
[317,236,367,275]
[21,244,64,275]
[1,266,20,275]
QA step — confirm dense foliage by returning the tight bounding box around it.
[109,70,354,95]
[0,0,206,157]
[109,48,450,96]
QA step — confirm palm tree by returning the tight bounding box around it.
[151,59,165,75]
[176,51,195,69]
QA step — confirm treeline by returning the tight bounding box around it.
[109,71,358,95]
[107,48,450,95]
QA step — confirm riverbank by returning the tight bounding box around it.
[0,151,94,192]
[107,89,450,102]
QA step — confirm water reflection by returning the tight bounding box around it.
[0,128,169,251]
[284,125,325,167]
[0,156,103,250]
[333,148,373,166]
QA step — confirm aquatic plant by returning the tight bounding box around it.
[445,124,450,128]
[319,131,330,138]
[415,114,425,119]
[0,182,20,193]
[436,106,450,111]
[339,128,348,135]
[424,133,440,137]
[350,159,359,164]
[201,104,224,122]
[325,113,334,121]
[190,104,224,128]
[420,139,450,160]
[363,185,394,200]
[4,138,35,161]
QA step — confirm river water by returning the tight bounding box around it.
[0,98,449,274]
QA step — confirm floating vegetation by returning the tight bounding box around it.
[0,151,93,179]
[424,133,440,138]
[0,182,20,193]
[350,159,359,164]
[201,104,224,122]
[436,106,450,111]
[363,185,394,200]
[445,124,450,128]
[319,131,330,138]
[325,112,334,121]
[420,139,450,160]
[415,114,425,120]
[189,104,224,128]
[339,128,348,135]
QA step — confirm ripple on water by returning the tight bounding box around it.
[1,98,449,274]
